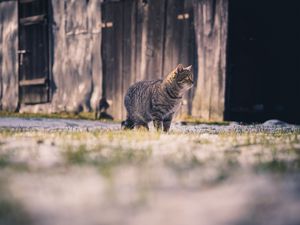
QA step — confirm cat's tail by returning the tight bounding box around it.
[121,119,134,130]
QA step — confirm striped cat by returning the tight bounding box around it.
[121,64,193,132]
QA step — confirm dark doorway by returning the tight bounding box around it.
[226,0,300,123]
[101,0,125,119]
[18,0,50,104]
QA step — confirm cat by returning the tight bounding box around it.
[121,64,193,132]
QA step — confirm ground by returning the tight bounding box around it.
[0,117,300,225]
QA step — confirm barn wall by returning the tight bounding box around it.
[21,0,103,113]
[192,0,228,121]
[103,0,196,120]
[0,0,18,111]
[0,0,229,121]
[101,0,229,121]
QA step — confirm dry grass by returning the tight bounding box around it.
[0,128,300,225]
[0,111,99,121]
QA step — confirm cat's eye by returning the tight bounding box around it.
[177,72,193,84]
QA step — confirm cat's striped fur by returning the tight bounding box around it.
[121,64,193,132]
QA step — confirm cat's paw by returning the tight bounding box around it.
[121,120,134,130]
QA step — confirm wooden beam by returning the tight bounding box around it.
[19,0,38,3]
[20,14,45,25]
[19,77,47,86]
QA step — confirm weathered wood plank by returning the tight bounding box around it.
[0,1,18,111]
[19,14,45,25]
[87,0,103,110]
[134,0,146,82]
[0,6,2,109]
[19,77,47,86]
[20,0,38,3]
[139,0,167,80]
[192,0,228,121]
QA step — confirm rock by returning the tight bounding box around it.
[263,119,289,127]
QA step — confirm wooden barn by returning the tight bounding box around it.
[0,0,299,123]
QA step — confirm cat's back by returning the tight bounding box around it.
[125,79,162,99]
[124,79,162,118]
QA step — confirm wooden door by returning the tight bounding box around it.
[18,0,50,104]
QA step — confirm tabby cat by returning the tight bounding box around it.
[121,64,193,132]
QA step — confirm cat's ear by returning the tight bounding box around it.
[185,65,192,71]
[176,64,184,73]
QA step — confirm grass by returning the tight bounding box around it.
[0,180,32,225]
[0,151,29,172]
[0,153,10,168]
[254,158,300,174]
[0,111,122,122]
[0,128,299,180]
[0,197,32,225]
[0,128,300,225]
[164,153,203,173]
[63,142,152,177]
[1,117,300,225]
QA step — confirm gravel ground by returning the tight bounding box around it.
[0,117,120,131]
[0,117,299,133]
[0,117,300,225]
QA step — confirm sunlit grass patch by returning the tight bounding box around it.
[0,152,10,168]
[0,127,300,179]
[164,152,203,173]
[0,111,94,121]
[54,130,162,142]
[0,151,28,172]
[1,122,300,225]
[219,131,300,148]
[64,144,90,164]
[100,129,162,141]
[0,129,17,137]
[63,143,152,177]
[254,158,300,174]
[253,145,300,174]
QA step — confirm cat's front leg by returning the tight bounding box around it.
[153,120,162,132]
[163,114,173,132]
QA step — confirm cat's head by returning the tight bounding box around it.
[173,64,194,90]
